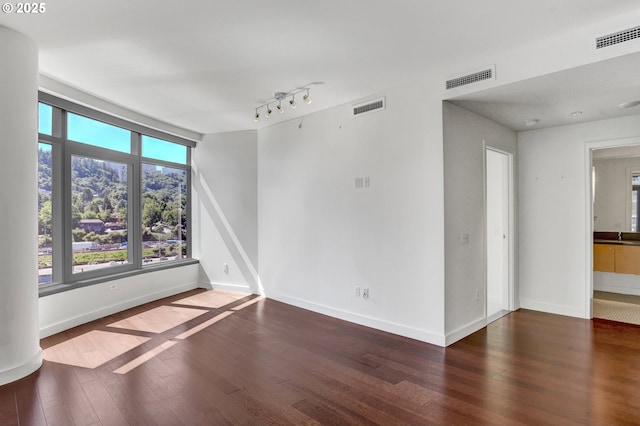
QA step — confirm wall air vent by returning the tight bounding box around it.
[446,66,495,90]
[353,97,385,116]
[596,25,640,49]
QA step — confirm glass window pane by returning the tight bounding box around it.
[142,163,187,264]
[71,155,129,273]
[142,135,187,164]
[633,189,638,232]
[39,103,52,135]
[68,113,131,153]
[38,143,53,284]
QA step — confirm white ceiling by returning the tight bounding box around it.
[449,52,640,132]
[2,0,640,136]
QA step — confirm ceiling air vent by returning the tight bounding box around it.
[596,25,640,49]
[446,66,495,90]
[353,97,385,116]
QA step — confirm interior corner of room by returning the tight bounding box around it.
[4,2,640,388]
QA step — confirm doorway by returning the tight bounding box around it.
[486,147,513,322]
[590,142,640,324]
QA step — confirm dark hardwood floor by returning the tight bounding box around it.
[2,289,640,425]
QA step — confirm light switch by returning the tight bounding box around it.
[459,233,469,245]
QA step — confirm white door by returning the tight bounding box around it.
[486,148,511,321]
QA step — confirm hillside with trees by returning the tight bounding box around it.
[38,147,187,268]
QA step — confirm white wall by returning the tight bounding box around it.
[442,102,517,344]
[257,82,446,345]
[192,130,259,293]
[518,115,640,318]
[0,25,42,385]
[593,156,640,231]
[39,264,200,338]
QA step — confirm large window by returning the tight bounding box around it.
[37,94,195,294]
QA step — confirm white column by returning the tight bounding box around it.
[0,25,42,385]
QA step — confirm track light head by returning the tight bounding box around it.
[289,94,297,109]
[276,101,284,114]
[303,89,312,104]
[254,109,260,122]
[265,104,272,118]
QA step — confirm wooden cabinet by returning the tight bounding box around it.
[614,245,640,275]
[594,243,640,275]
[594,244,615,272]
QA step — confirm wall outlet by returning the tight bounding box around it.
[223,263,230,274]
[364,177,370,188]
[459,233,469,245]
[110,283,117,290]
[363,288,369,300]
[475,288,480,301]
[354,286,360,297]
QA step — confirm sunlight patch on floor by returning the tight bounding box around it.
[43,330,150,369]
[172,289,250,309]
[108,305,208,334]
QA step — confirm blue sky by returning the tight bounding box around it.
[39,103,186,164]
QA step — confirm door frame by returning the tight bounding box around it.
[484,144,516,320]
[584,136,640,318]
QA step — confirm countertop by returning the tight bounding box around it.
[594,239,640,246]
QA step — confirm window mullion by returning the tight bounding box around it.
[131,158,141,268]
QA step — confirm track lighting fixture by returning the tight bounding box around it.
[253,86,314,122]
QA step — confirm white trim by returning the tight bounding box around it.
[595,284,640,297]
[594,271,640,296]
[211,282,255,294]
[0,348,42,386]
[519,298,587,319]
[445,317,486,346]
[486,309,510,324]
[268,292,446,347]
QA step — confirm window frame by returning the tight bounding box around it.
[632,172,640,232]
[38,92,196,297]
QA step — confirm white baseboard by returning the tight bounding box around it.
[445,317,486,346]
[268,292,446,347]
[487,309,510,324]
[210,281,255,294]
[0,347,42,386]
[595,284,640,296]
[39,281,200,338]
[519,298,587,319]
[594,272,640,296]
